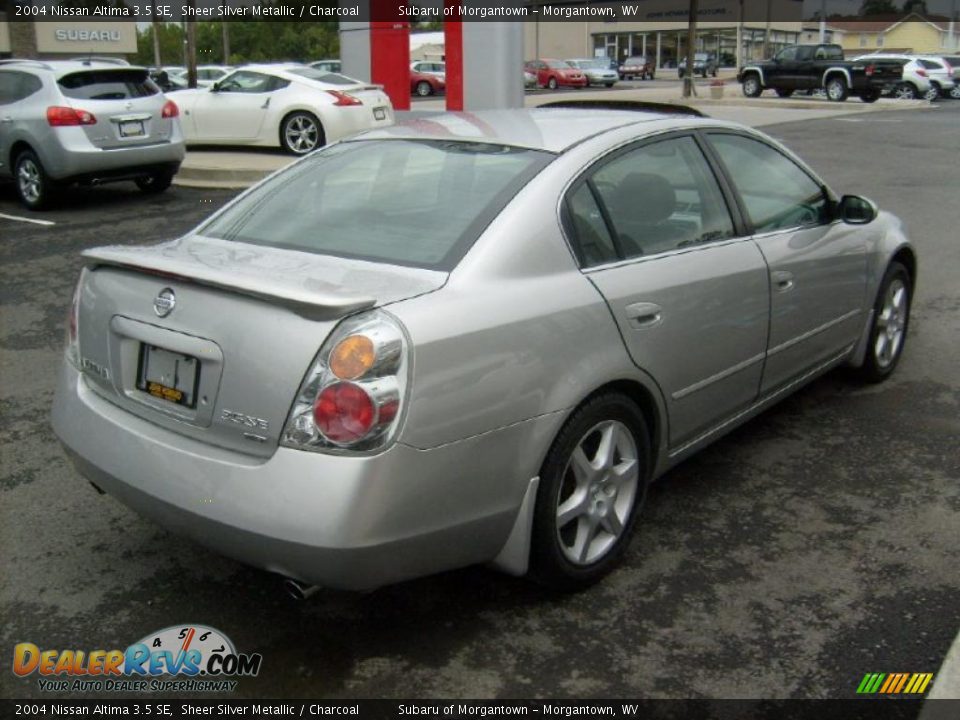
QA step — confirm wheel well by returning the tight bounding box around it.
[581,380,662,461]
[825,71,846,84]
[9,140,34,169]
[891,247,917,295]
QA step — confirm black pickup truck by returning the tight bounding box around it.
[738,44,903,102]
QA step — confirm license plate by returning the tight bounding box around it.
[373,107,386,120]
[119,120,144,138]
[137,344,199,408]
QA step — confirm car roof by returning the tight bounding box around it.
[352,108,723,154]
[0,59,146,78]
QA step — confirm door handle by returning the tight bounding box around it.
[624,302,663,328]
[260,97,271,109]
[772,271,795,293]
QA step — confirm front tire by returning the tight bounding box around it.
[280,111,324,155]
[742,74,762,97]
[857,262,911,383]
[924,83,940,102]
[14,150,58,210]
[415,80,433,97]
[950,84,960,99]
[529,393,651,592]
[548,77,559,90]
[826,76,848,102]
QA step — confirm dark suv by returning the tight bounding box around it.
[679,53,718,78]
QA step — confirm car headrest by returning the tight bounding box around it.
[611,172,676,225]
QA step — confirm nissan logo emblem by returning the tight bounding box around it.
[153,288,176,317]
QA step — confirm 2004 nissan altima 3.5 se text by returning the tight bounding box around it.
[51,106,917,593]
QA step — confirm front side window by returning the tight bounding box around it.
[708,133,829,234]
[200,140,552,270]
[566,135,735,264]
[217,71,272,93]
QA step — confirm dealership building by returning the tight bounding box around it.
[0,18,138,60]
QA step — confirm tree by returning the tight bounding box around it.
[901,0,929,15]
[858,0,898,15]
[135,23,185,67]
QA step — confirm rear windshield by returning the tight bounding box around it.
[58,69,158,100]
[200,140,553,271]
[287,68,358,85]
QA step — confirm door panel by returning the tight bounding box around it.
[193,71,273,140]
[753,224,867,393]
[588,242,770,446]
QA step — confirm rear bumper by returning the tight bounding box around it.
[51,361,537,590]
[42,125,186,181]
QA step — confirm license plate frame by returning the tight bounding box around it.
[373,107,387,121]
[119,120,145,138]
[136,344,200,408]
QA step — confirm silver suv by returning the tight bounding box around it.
[0,59,185,209]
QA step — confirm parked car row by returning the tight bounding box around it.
[0,58,395,209]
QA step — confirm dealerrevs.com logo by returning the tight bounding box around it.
[12,624,262,693]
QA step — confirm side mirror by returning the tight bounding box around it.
[838,195,877,225]
[210,82,221,92]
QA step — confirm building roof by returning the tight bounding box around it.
[826,13,953,33]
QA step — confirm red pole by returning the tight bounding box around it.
[443,3,463,111]
[370,0,410,111]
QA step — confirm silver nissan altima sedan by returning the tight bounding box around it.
[51,106,916,593]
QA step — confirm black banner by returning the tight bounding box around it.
[4,0,955,24]
[2,699,960,719]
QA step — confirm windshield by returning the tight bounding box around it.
[200,140,553,271]
[545,60,572,69]
[570,59,605,69]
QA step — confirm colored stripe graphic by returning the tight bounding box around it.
[857,672,933,694]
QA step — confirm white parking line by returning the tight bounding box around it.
[0,213,56,227]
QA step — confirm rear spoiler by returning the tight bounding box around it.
[81,245,376,322]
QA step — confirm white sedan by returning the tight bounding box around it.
[173,64,395,154]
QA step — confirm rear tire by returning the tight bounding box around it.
[14,150,58,211]
[280,111,324,155]
[742,74,762,97]
[529,393,651,592]
[950,84,960,99]
[135,171,174,194]
[924,83,940,102]
[893,83,918,100]
[856,262,911,383]
[415,80,432,97]
[826,76,848,102]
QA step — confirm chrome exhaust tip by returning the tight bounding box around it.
[283,578,319,601]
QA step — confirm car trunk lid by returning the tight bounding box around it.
[75,235,446,457]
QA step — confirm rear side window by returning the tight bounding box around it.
[0,71,43,104]
[200,140,553,270]
[58,70,158,100]
[919,60,943,70]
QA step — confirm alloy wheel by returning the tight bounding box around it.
[555,420,639,566]
[874,278,908,369]
[894,84,916,100]
[17,158,41,204]
[284,115,319,154]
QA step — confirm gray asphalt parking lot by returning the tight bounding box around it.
[1,102,957,701]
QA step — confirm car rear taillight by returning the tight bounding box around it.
[281,310,408,452]
[65,270,85,368]
[944,62,954,74]
[47,106,96,127]
[865,65,875,76]
[161,99,179,118]
[916,68,928,77]
[326,90,362,106]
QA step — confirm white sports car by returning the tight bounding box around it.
[173,64,395,154]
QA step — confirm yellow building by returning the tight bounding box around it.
[827,14,958,57]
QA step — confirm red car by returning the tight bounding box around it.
[411,70,445,97]
[525,59,588,90]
